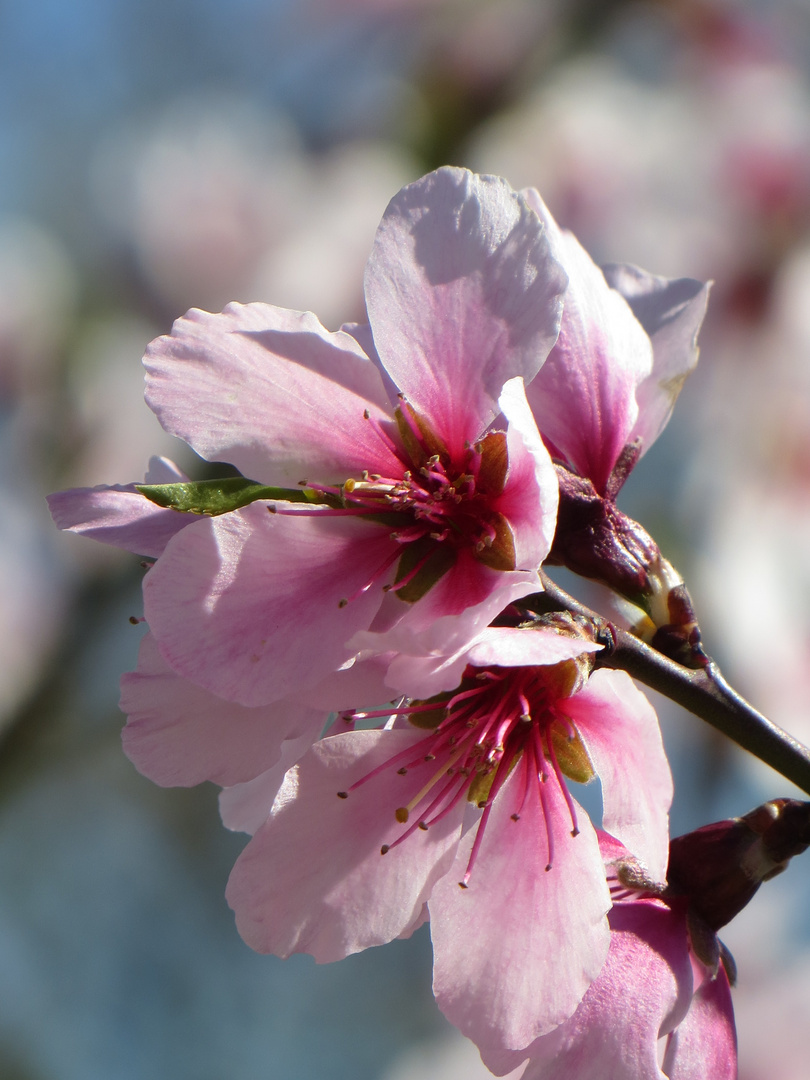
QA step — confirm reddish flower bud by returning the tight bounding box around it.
[665,798,810,931]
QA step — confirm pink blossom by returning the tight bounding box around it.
[481,891,736,1080]
[119,622,396,790]
[225,627,672,1054]
[521,189,710,496]
[132,167,566,707]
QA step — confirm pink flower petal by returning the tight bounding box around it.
[120,633,325,787]
[145,302,403,486]
[495,377,559,570]
[522,189,653,494]
[47,458,192,559]
[143,502,397,707]
[218,732,317,834]
[47,486,192,559]
[465,626,602,670]
[365,167,566,451]
[484,901,694,1080]
[225,729,465,961]
[358,560,544,680]
[602,265,710,458]
[380,623,601,702]
[430,764,611,1053]
[662,965,737,1080]
[299,654,396,712]
[565,670,672,883]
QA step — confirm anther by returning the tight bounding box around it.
[397,767,408,775]
[128,615,144,625]
[363,409,370,419]
[380,844,390,855]
[511,813,520,821]
[337,791,348,799]
[338,598,348,608]
[395,807,409,823]
[418,821,428,831]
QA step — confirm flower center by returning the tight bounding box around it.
[338,661,595,885]
[274,403,517,603]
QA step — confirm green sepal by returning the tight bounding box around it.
[473,512,516,572]
[136,477,322,516]
[475,430,508,495]
[393,536,455,603]
[548,720,595,785]
[406,691,452,730]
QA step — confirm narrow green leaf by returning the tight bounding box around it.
[136,477,321,516]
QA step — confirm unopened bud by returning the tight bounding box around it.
[665,798,810,930]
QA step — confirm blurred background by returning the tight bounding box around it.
[3,0,810,1076]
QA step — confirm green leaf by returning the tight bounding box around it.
[136,477,321,516]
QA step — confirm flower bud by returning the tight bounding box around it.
[665,798,810,931]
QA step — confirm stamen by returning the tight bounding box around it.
[382,772,467,855]
[390,524,432,543]
[397,748,467,819]
[340,546,402,605]
[545,728,581,837]
[342,736,436,794]
[537,771,555,872]
[459,801,494,888]
[510,741,533,822]
[458,752,514,887]
[348,700,448,723]
[384,548,437,593]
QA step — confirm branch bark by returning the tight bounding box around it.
[523,574,810,797]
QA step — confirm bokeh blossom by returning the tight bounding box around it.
[225,626,672,1055]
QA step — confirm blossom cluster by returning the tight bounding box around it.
[49,167,736,1076]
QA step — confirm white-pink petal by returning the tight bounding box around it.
[430,765,611,1053]
[565,669,672,883]
[662,966,737,1080]
[225,730,465,961]
[495,377,559,571]
[143,502,397,707]
[522,189,653,494]
[365,167,566,451]
[465,626,602,670]
[359,562,544,683]
[219,731,317,835]
[47,484,194,559]
[484,901,694,1080]
[145,302,402,486]
[120,633,325,787]
[602,264,710,459]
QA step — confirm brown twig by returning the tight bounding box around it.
[523,573,810,797]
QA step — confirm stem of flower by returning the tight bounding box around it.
[523,573,810,797]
